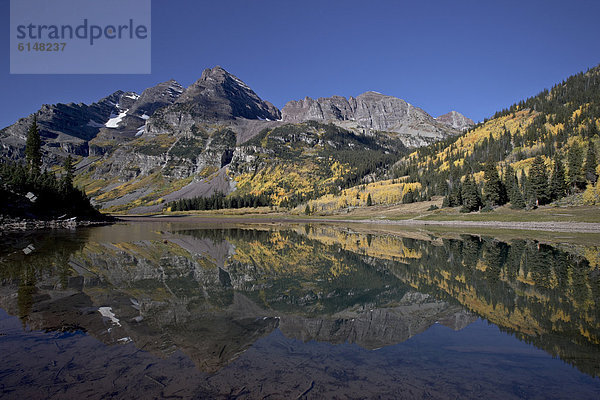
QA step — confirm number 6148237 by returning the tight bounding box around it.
[18,42,66,51]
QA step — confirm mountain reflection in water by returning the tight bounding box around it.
[0,223,599,399]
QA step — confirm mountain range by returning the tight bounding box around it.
[0,66,470,212]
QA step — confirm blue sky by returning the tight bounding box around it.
[2,0,600,128]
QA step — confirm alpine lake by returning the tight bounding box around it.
[1,220,599,399]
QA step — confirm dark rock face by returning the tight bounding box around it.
[281,91,458,147]
[128,80,184,118]
[0,91,132,162]
[170,66,281,121]
[90,79,185,149]
[436,110,474,131]
[71,68,287,211]
[0,80,186,164]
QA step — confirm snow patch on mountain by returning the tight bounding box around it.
[105,110,128,128]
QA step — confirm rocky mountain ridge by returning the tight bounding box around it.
[1,91,135,163]
[281,91,460,147]
[0,80,186,163]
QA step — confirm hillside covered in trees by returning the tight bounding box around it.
[303,64,600,214]
[0,119,104,221]
[396,64,600,211]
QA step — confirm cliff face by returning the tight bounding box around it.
[0,66,281,166]
[282,91,459,147]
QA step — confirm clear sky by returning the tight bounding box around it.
[2,0,600,128]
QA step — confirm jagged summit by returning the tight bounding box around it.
[281,92,458,147]
[173,66,281,121]
[436,110,474,131]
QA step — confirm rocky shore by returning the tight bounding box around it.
[0,216,115,232]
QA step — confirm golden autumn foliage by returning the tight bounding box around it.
[300,179,422,213]
[233,162,327,206]
[583,181,600,205]
[302,227,422,263]
[297,226,600,345]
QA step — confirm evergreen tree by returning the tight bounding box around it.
[504,165,525,209]
[40,169,59,191]
[61,155,75,191]
[25,117,42,175]
[461,175,482,212]
[503,164,517,197]
[520,169,532,206]
[446,182,462,207]
[567,142,585,191]
[366,193,373,206]
[509,184,526,209]
[529,156,550,206]
[483,159,506,206]
[304,204,311,215]
[549,154,568,200]
[584,140,598,184]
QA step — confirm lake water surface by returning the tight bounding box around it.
[1,221,599,399]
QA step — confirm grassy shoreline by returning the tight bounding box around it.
[114,203,600,225]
